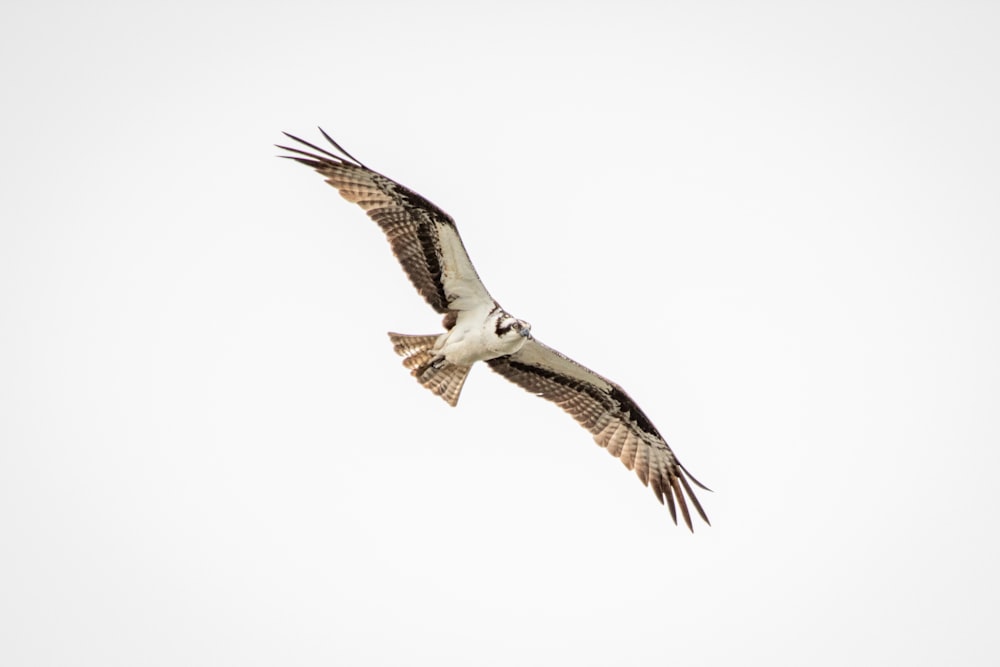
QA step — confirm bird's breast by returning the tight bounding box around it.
[440,309,525,365]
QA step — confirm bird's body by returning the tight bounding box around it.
[279,130,711,530]
[435,302,531,367]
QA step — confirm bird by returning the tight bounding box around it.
[278,129,710,530]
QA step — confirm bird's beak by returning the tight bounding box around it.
[521,328,533,340]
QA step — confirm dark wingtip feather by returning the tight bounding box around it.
[317,127,367,167]
[276,142,340,167]
[280,132,346,163]
[671,475,694,531]
[680,462,712,492]
[664,485,678,525]
[277,154,327,170]
[650,477,666,505]
[679,474,711,526]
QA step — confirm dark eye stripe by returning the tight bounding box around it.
[495,315,517,336]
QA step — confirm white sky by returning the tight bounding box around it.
[2,1,999,665]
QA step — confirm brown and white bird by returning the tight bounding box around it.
[279,130,710,530]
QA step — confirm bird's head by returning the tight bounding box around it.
[494,313,532,345]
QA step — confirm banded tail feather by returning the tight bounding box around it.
[388,332,472,407]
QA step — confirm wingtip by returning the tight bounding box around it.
[680,462,712,492]
[664,489,678,525]
[678,473,711,527]
[317,126,366,167]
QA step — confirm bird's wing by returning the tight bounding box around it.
[487,339,710,530]
[279,130,493,314]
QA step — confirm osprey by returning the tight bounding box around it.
[279,130,710,530]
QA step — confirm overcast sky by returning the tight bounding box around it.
[2,1,999,665]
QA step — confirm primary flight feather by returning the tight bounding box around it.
[278,129,710,530]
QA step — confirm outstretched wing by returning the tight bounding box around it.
[279,130,493,314]
[487,339,710,530]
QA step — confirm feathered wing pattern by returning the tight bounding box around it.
[487,339,710,530]
[278,130,494,314]
[280,129,711,528]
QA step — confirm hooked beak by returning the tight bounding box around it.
[520,328,533,340]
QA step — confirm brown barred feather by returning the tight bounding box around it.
[487,339,710,530]
[279,132,463,313]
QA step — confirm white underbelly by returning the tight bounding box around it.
[439,326,494,366]
[436,309,514,365]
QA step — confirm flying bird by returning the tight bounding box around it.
[278,130,710,530]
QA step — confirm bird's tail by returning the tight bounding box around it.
[387,332,472,407]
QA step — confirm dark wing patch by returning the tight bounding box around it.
[487,340,710,530]
[279,131,460,313]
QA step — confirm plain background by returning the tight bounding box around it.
[2,1,998,665]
